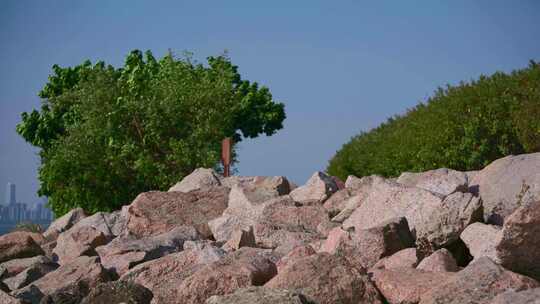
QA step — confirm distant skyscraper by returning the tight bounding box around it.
[6,183,16,206]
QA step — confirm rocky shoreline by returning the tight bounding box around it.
[1,153,539,303]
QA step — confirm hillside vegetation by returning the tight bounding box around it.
[327,61,540,180]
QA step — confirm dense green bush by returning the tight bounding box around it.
[327,61,540,180]
[17,50,285,216]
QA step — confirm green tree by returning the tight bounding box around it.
[17,50,286,216]
[328,61,540,180]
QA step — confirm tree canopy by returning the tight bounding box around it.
[327,60,540,180]
[17,50,286,216]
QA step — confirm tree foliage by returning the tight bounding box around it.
[17,50,286,216]
[327,61,540,180]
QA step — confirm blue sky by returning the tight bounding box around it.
[1,1,539,205]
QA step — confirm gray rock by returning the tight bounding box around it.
[469,153,540,225]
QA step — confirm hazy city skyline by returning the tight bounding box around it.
[1,1,540,205]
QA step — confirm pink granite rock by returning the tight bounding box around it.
[372,268,453,304]
[372,248,419,271]
[124,187,229,238]
[175,247,278,304]
[266,253,383,304]
[0,232,45,263]
[417,248,459,272]
[419,257,540,304]
[53,225,110,265]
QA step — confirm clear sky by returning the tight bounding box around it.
[1,1,539,205]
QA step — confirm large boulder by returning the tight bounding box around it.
[460,222,501,262]
[342,179,444,237]
[221,176,291,196]
[3,260,57,291]
[416,248,459,272]
[13,256,110,303]
[253,200,330,251]
[0,289,23,304]
[289,172,338,205]
[121,242,225,304]
[71,211,127,238]
[397,168,469,196]
[168,168,221,192]
[340,217,415,269]
[223,227,256,251]
[275,245,316,272]
[0,232,45,263]
[175,247,278,304]
[371,268,453,304]
[96,226,199,276]
[344,175,383,193]
[496,200,540,281]
[415,191,483,252]
[419,257,540,304]
[265,253,383,304]
[324,175,383,222]
[208,185,285,242]
[318,227,350,254]
[460,201,540,281]
[43,208,87,240]
[0,256,54,280]
[80,281,153,304]
[489,288,540,304]
[205,287,314,304]
[53,226,110,265]
[37,283,86,304]
[372,248,419,271]
[124,187,229,238]
[469,153,540,225]
[322,189,351,217]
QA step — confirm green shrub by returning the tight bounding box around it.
[327,60,540,180]
[17,50,285,216]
